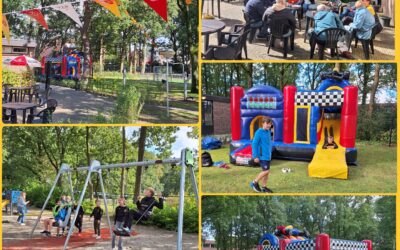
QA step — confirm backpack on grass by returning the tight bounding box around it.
[202,152,213,167]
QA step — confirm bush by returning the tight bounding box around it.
[113,85,144,123]
[147,199,198,233]
[3,68,35,86]
[81,200,96,214]
[24,182,63,209]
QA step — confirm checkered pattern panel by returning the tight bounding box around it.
[45,56,63,63]
[263,245,280,250]
[286,240,315,250]
[295,91,344,107]
[330,239,368,250]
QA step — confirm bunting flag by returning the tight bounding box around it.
[94,0,121,18]
[51,3,82,27]
[21,9,49,30]
[144,0,168,22]
[2,14,11,43]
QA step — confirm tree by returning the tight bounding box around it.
[133,126,147,202]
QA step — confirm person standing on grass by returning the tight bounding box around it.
[90,199,103,239]
[250,116,274,193]
[17,192,29,225]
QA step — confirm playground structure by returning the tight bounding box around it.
[257,232,372,250]
[29,148,198,250]
[41,50,90,79]
[230,71,358,179]
[2,190,20,214]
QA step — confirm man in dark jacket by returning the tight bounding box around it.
[245,0,275,21]
[119,188,164,233]
[263,0,296,40]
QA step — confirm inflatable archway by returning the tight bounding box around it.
[230,71,358,179]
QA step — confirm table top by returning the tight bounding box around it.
[2,102,37,110]
[202,19,226,35]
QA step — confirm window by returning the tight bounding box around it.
[13,47,27,53]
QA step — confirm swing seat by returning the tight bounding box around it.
[113,229,131,237]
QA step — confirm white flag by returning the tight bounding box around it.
[51,3,82,27]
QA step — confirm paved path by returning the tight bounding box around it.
[39,84,197,124]
[2,209,198,250]
[203,0,395,60]
[46,84,115,123]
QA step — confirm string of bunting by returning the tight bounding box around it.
[2,0,179,43]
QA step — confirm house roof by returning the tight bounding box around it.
[2,38,37,47]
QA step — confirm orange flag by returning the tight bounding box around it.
[94,0,121,18]
[2,15,11,43]
[21,9,49,30]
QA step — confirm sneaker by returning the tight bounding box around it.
[20,223,26,226]
[40,230,48,234]
[261,187,268,193]
[96,235,101,239]
[92,234,97,237]
[250,181,261,192]
[56,234,62,237]
[45,232,51,237]
[265,187,273,193]
[122,227,130,232]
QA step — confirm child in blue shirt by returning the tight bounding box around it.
[250,116,273,193]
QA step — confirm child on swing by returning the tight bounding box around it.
[118,187,164,234]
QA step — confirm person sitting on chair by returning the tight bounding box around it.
[118,188,164,234]
[322,127,339,149]
[262,0,297,40]
[308,4,344,41]
[244,0,275,38]
[40,199,67,237]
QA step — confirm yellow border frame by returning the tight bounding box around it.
[294,105,311,144]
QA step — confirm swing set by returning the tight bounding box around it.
[29,148,198,250]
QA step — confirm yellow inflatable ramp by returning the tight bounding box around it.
[2,200,10,209]
[308,119,348,180]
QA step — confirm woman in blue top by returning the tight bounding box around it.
[17,192,29,225]
[250,116,273,193]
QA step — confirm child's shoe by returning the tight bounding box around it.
[45,232,51,237]
[122,227,130,232]
[40,230,48,234]
[250,181,261,192]
[20,223,26,226]
[264,187,273,193]
[92,234,97,237]
[96,235,101,239]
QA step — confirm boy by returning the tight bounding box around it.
[112,197,129,249]
[118,188,164,233]
[73,202,85,236]
[250,116,273,193]
[90,199,103,239]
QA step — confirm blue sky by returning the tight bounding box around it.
[125,126,198,157]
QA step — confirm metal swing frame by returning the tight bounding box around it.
[30,148,198,250]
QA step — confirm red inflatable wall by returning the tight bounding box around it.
[315,234,330,250]
[340,86,358,148]
[283,86,296,144]
[61,56,67,77]
[230,86,244,141]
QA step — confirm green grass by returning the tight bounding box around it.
[201,141,397,193]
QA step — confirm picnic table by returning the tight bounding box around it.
[2,102,37,124]
[202,19,226,52]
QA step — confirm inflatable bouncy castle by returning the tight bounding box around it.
[41,50,89,79]
[230,71,358,179]
[257,227,372,250]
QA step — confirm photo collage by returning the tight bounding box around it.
[0,0,397,249]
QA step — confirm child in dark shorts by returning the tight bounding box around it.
[250,116,273,193]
